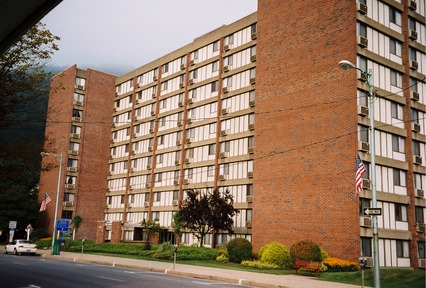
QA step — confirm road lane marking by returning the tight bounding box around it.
[97,276,124,282]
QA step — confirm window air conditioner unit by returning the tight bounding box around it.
[223,44,231,51]
[188,98,194,104]
[65,184,75,190]
[223,65,230,72]
[357,105,369,117]
[133,133,137,138]
[246,221,252,228]
[251,32,257,40]
[222,108,229,115]
[75,101,83,106]
[419,259,426,269]
[105,204,111,209]
[175,160,180,165]
[152,93,156,98]
[184,158,192,164]
[178,101,184,107]
[220,130,229,137]
[410,60,418,70]
[153,75,158,81]
[411,91,420,101]
[185,137,193,144]
[357,2,367,14]
[67,167,77,173]
[360,216,372,227]
[248,147,254,154]
[146,164,152,170]
[409,0,417,10]
[358,141,369,152]
[114,92,119,97]
[72,117,81,123]
[75,84,84,90]
[250,77,256,85]
[129,168,134,173]
[415,189,424,198]
[174,180,179,186]
[176,140,182,146]
[365,257,373,267]
[180,63,185,70]
[416,222,425,233]
[222,86,229,93]
[247,172,253,178]
[149,128,154,134]
[357,70,367,82]
[150,110,155,116]
[357,36,368,48]
[128,185,134,190]
[189,78,195,85]
[183,179,191,185]
[69,150,78,156]
[219,152,229,159]
[409,29,418,40]
[219,174,228,181]
[412,123,420,132]
[250,55,256,62]
[249,100,255,107]
[145,183,150,188]
[144,202,149,207]
[148,146,153,152]
[177,120,183,126]
[246,196,253,203]
[249,124,255,130]
[172,200,179,206]
[189,59,196,66]
[179,83,185,89]
[126,203,132,208]
[363,179,371,190]
[134,116,139,122]
[413,155,422,165]
[64,201,74,207]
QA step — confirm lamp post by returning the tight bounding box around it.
[41,152,63,255]
[338,60,380,288]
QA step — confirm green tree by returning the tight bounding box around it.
[0,22,60,240]
[71,215,84,239]
[178,189,239,247]
[140,219,161,250]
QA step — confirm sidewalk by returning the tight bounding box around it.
[35,249,367,288]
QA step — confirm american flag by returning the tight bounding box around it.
[39,193,52,212]
[356,154,366,196]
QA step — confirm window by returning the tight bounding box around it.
[389,7,401,26]
[129,194,134,203]
[154,192,161,201]
[192,50,199,60]
[395,204,408,221]
[248,114,255,125]
[225,55,233,66]
[174,170,179,181]
[246,209,252,221]
[162,63,169,73]
[409,48,417,61]
[251,23,257,34]
[416,206,424,223]
[390,70,402,87]
[161,81,168,91]
[173,190,179,200]
[63,193,75,202]
[160,99,167,109]
[389,38,401,56]
[157,154,163,164]
[419,242,426,259]
[180,56,186,65]
[155,172,162,182]
[212,61,219,72]
[145,193,150,202]
[190,69,197,79]
[411,109,419,124]
[213,40,219,52]
[207,165,214,177]
[358,22,367,37]
[410,78,418,92]
[210,102,217,113]
[414,173,424,190]
[250,46,256,57]
[247,184,253,196]
[393,169,406,187]
[248,136,254,148]
[176,131,182,141]
[221,141,230,152]
[359,198,370,216]
[361,237,372,257]
[392,135,404,153]
[121,195,125,204]
[208,144,216,155]
[175,150,181,162]
[396,240,409,258]
[225,34,234,45]
[391,102,403,120]
[249,90,255,101]
[409,18,416,31]
[211,81,218,92]
[159,117,165,127]
[413,140,420,156]
[222,163,229,175]
[209,123,216,134]
[359,125,368,142]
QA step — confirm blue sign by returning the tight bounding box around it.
[56,219,69,231]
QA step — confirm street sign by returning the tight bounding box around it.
[364,207,382,216]
[56,219,69,231]
[9,221,17,229]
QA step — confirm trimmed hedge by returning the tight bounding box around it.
[290,240,322,263]
[258,241,291,268]
[227,238,253,263]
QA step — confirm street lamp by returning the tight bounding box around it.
[339,60,380,288]
[41,152,63,255]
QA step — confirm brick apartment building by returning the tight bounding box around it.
[39,0,425,268]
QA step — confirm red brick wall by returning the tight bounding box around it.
[74,69,116,240]
[254,0,360,261]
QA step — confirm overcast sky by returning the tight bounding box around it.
[41,0,257,75]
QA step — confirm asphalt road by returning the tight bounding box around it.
[0,253,250,288]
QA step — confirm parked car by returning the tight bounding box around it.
[4,239,37,255]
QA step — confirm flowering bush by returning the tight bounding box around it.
[323,257,359,272]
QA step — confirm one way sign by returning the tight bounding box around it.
[364,208,382,216]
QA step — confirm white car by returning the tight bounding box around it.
[4,239,37,255]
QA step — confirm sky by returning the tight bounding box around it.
[41,0,258,75]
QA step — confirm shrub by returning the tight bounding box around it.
[258,241,291,268]
[320,248,329,260]
[30,229,50,241]
[241,260,281,270]
[216,254,229,263]
[323,257,359,272]
[227,238,253,263]
[290,240,322,263]
[159,241,174,252]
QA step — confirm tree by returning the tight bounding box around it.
[71,215,84,240]
[0,22,60,240]
[177,189,239,247]
[140,219,161,250]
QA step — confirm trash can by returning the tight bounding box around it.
[53,239,60,255]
